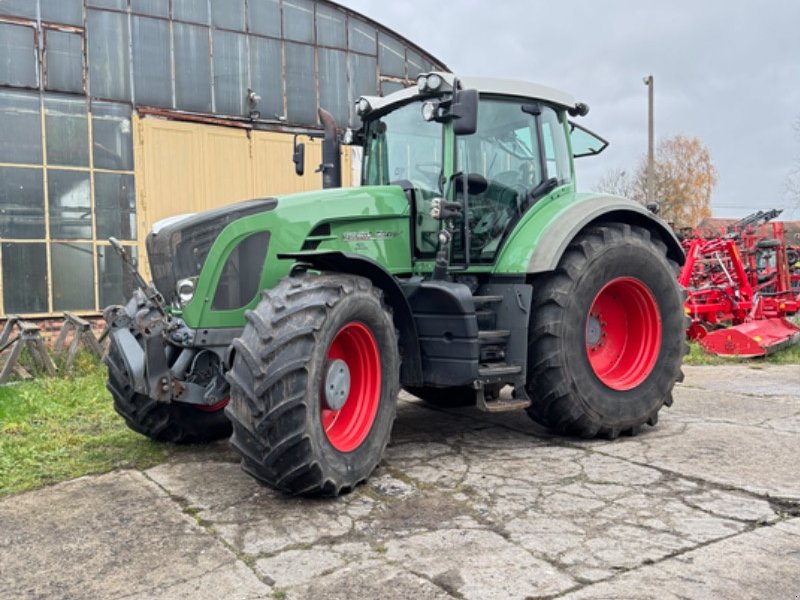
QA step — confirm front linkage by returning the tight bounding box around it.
[102,239,232,443]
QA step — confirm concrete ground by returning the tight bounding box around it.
[1,365,799,600]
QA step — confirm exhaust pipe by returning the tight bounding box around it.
[318,108,342,189]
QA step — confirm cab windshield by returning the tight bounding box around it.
[361,101,443,196]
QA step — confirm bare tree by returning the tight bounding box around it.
[593,167,639,200]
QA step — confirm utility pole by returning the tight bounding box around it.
[643,75,655,205]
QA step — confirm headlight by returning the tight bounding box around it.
[416,75,428,93]
[176,277,196,306]
[426,73,443,91]
[356,97,371,116]
[421,101,437,122]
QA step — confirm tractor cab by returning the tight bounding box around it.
[352,73,607,271]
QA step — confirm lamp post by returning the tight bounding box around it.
[643,75,654,205]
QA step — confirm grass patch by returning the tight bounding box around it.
[0,356,171,497]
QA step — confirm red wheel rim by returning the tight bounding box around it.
[321,322,381,452]
[194,397,229,412]
[585,277,662,391]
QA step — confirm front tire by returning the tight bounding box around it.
[104,339,231,443]
[225,274,399,496]
[526,223,687,438]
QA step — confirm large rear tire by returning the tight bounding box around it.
[526,223,687,438]
[104,339,231,443]
[225,274,399,497]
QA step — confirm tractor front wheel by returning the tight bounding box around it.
[526,223,687,438]
[105,339,231,443]
[225,274,399,496]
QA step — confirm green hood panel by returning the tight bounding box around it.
[180,185,411,328]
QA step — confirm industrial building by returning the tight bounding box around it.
[0,0,445,318]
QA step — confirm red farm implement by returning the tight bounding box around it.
[679,210,800,357]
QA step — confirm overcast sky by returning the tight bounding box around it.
[337,0,800,220]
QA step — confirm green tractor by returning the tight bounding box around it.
[104,73,687,496]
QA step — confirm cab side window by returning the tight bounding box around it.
[540,106,571,184]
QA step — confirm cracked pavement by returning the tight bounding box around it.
[1,365,799,599]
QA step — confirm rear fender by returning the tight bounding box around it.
[494,194,684,275]
[280,251,423,386]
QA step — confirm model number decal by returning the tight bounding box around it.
[341,231,398,242]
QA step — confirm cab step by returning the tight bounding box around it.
[473,295,503,306]
[478,329,511,344]
[476,385,531,413]
[479,363,522,378]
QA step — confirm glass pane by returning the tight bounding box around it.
[0,89,42,164]
[133,16,172,107]
[44,95,89,167]
[284,42,315,125]
[211,0,244,31]
[48,169,91,239]
[45,29,84,94]
[92,102,133,171]
[174,22,212,112]
[88,0,126,8]
[247,0,280,37]
[0,23,38,88]
[378,33,404,78]
[380,80,404,96]
[0,167,45,239]
[98,244,138,307]
[570,121,609,158]
[50,242,94,311]
[52,242,95,310]
[348,18,375,54]
[283,0,313,43]
[42,0,84,26]
[0,0,37,19]
[318,48,347,126]
[316,4,345,48]
[541,108,571,182]
[95,172,136,240]
[173,0,208,24]
[88,9,131,101]
[348,52,376,125]
[406,50,424,78]
[212,30,247,116]
[249,36,282,120]
[2,243,48,314]
[131,0,169,18]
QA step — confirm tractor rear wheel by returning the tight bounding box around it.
[526,223,687,438]
[225,274,399,496]
[105,339,231,443]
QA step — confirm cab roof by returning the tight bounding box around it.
[362,72,578,116]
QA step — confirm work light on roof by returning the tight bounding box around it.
[356,97,371,116]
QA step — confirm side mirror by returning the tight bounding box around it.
[292,138,305,176]
[452,88,478,136]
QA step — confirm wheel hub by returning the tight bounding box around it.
[323,358,351,411]
[586,314,603,347]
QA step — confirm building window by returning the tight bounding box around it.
[0,91,135,316]
[0,22,39,88]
